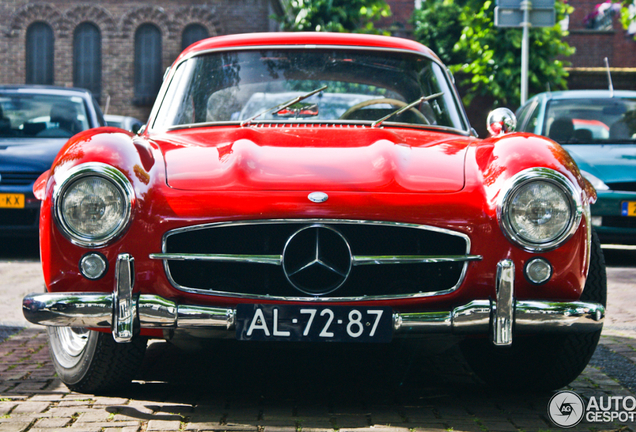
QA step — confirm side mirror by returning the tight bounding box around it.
[487,108,517,137]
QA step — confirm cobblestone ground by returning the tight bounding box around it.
[0,328,635,432]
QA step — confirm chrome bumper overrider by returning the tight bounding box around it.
[23,256,605,345]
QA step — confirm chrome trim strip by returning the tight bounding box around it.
[149,253,283,265]
[583,196,593,278]
[452,300,492,333]
[352,255,483,266]
[22,292,114,327]
[154,219,475,302]
[398,311,452,331]
[112,254,136,343]
[398,300,492,333]
[493,260,514,346]
[137,295,177,328]
[23,293,605,338]
[497,168,583,252]
[149,253,482,266]
[515,300,605,332]
[164,120,469,136]
[52,162,135,248]
[177,305,235,329]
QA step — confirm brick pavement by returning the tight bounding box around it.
[0,328,634,432]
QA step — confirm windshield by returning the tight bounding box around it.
[0,93,90,139]
[153,49,467,131]
[543,98,636,144]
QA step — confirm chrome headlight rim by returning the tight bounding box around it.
[497,168,583,253]
[53,162,135,248]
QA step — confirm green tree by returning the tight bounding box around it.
[413,0,574,109]
[278,0,391,34]
[620,1,636,36]
[412,0,464,66]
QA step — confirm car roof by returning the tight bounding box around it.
[535,89,636,101]
[0,85,93,98]
[178,32,440,64]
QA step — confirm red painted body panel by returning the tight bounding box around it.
[36,34,595,326]
[38,123,592,314]
[177,32,440,64]
[162,127,467,193]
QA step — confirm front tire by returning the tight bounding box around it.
[47,327,147,393]
[461,230,606,391]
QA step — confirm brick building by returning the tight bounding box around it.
[565,0,636,90]
[381,0,636,89]
[0,0,283,121]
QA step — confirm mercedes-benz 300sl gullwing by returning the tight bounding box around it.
[23,32,605,393]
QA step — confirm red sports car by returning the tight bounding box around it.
[23,32,605,392]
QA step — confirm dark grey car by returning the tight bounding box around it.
[0,86,104,237]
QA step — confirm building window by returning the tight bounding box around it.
[182,24,209,50]
[134,24,162,106]
[74,23,102,100]
[583,2,622,30]
[26,22,54,85]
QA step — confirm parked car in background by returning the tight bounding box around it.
[105,114,144,134]
[23,33,605,393]
[517,90,636,244]
[0,86,104,237]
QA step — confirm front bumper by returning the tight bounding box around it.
[23,255,605,346]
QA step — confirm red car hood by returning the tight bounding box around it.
[156,126,471,193]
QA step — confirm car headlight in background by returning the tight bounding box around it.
[498,168,582,252]
[580,170,610,191]
[54,163,134,247]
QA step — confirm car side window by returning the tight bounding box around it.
[523,101,541,133]
[92,96,106,126]
[516,102,536,131]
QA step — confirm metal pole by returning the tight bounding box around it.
[520,0,531,105]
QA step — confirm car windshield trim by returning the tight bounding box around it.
[162,119,472,137]
[150,46,470,133]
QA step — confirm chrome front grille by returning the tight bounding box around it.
[151,220,480,301]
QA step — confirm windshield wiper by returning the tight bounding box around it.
[240,85,328,127]
[371,91,444,128]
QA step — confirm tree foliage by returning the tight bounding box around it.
[278,0,391,34]
[413,0,575,109]
[412,0,464,66]
[620,1,636,36]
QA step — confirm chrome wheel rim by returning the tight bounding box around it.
[49,327,90,368]
[57,327,89,356]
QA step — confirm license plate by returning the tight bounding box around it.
[236,304,393,343]
[0,194,24,209]
[622,201,636,217]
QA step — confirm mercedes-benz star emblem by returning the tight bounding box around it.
[282,225,352,295]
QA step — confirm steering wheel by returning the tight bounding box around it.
[339,98,430,124]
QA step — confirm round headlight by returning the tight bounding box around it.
[54,163,134,247]
[499,169,582,252]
